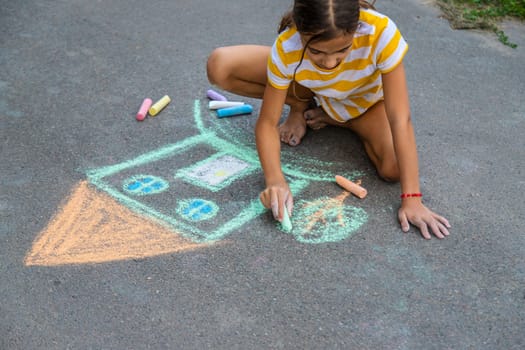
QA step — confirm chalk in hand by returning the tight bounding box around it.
[281,205,292,233]
[136,98,153,121]
[335,175,367,199]
[206,89,227,101]
[209,101,245,110]
[216,104,253,118]
[149,95,171,116]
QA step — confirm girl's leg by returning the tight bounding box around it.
[207,45,269,98]
[207,45,313,146]
[304,102,399,181]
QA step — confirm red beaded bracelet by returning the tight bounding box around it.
[400,193,422,199]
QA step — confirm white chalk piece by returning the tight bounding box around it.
[208,101,245,110]
[216,104,253,118]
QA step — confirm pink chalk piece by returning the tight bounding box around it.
[206,89,227,101]
[136,98,153,121]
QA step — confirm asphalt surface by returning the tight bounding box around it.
[1,0,524,349]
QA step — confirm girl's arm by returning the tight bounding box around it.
[255,83,292,221]
[382,63,451,239]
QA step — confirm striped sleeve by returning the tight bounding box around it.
[267,28,303,89]
[375,17,408,73]
[267,41,291,89]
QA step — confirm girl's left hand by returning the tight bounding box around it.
[398,200,451,239]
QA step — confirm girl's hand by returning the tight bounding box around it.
[398,199,451,239]
[259,182,294,222]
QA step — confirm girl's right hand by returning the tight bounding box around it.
[259,182,294,222]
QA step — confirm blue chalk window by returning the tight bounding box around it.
[123,175,169,196]
[177,198,219,222]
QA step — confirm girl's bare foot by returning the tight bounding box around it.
[304,107,333,130]
[279,109,307,146]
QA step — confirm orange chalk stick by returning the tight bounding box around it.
[335,175,367,199]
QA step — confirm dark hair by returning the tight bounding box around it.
[279,0,376,41]
[278,1,376,86]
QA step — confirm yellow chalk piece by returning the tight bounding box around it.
[149,95,171,116]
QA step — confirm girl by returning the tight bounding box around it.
[207,0,451,239]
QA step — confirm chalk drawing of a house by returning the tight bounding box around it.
[86,100,367,244]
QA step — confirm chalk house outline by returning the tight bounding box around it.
[86,100,368,244]
[25,99,370,266]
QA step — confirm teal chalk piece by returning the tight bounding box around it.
[281,206,293,233]
[123,175,169,196]
[178,199,218,222]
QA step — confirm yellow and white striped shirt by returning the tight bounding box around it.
[267,8,408,121]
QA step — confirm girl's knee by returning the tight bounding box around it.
[377,160,400,182]
[363,141,399,182]
[206,47,229,86]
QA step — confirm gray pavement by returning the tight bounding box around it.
[1,0,524,349]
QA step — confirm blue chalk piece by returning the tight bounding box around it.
[216,104,253,118]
